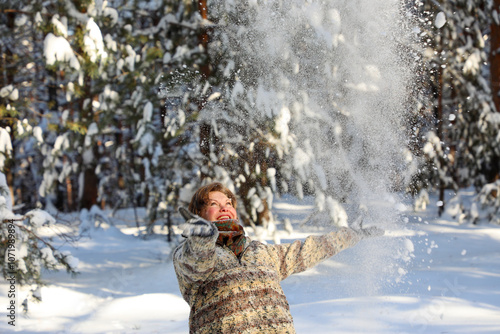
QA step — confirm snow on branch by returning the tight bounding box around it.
[0,127,13,170]
[43,33,81,70]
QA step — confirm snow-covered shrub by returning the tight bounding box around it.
[79,204,113,234]
[0,213,79,300]
[475,180,500,224]
[0,176,78,302]
[414,189,430,212]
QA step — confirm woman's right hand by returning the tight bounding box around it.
[179,207,218,238]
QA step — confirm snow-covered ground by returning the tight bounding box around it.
[1,193,500,333]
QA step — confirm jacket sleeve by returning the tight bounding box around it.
[268,227,361,281]
[173,229,218,303]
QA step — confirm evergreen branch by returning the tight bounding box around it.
[132,15,210,36]
[0,9,39,15]
[0,8,54,19]
[1,218,56,251]
[1,217,79,273]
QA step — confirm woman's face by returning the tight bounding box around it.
[200,191,237,222]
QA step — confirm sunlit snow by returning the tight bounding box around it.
[1,194,499,334]
[43,33,81,70]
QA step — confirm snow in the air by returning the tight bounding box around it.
[434,12,447,29]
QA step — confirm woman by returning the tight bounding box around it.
[173,182,383,334]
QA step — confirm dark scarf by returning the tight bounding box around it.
[213,219,248,257]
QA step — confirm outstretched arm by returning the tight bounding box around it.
[269,225,383,281]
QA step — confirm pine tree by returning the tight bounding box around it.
[408,1,460,214]
[192,0,412,227]
[2,0,207,232]
[0,0,48,210]
[410,0,500,223]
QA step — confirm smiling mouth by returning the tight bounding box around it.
[217,215,232,220]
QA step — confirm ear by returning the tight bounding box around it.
[179,206,195,221]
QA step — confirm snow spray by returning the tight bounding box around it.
[211,0,416,298]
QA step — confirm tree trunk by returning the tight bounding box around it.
[3,10,16,209]
[491,0,500,114]
[197,1,214,180]
[436,65,445,216]
[81,166,98,210]
[79,77,99,210]
[489,0,500,185]
[198,0,210,79]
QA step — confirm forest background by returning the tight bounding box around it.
[0,0,499,299]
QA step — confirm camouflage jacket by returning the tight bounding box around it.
[173,226,361,333]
